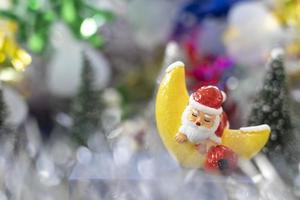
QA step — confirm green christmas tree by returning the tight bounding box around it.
[248,50,300,184]
[71,55,102,146]
[247,50,292,156]
[0,87,6,128]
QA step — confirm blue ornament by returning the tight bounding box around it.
[172,0,246,38]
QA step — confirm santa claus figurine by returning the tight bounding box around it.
[175,85,237,174]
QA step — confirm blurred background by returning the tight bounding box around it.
[0,0,299,199]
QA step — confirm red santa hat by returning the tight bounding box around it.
[189,86,226,115]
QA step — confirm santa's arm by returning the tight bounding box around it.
[178,125,187,135]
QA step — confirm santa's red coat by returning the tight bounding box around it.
[215,112,228,138]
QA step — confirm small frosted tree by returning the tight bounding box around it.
[0,87,6,128]
[247,50,300,183]
[71,55,102,146]
[248,50,292,155]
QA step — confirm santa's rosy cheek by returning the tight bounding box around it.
[203,121,214,128]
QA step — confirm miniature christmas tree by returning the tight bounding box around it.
[0,87,6,128]
[247,50,300,183]
[247,49,292,156]
[71,55,102,146]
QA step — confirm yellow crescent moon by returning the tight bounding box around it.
[155,61,270,168]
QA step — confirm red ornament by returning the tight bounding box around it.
[204,145,238,175]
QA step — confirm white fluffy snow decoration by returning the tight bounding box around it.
[47,23,111,98]
[224,2,284,66]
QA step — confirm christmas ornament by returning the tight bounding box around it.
[172,0,242,38]
[272,0,300,81]
[184,46,235,91]
[0,0,114,53]
[155,61,270,170]
[204,145,238,175]
[0,19,31,71]
[273,0,300,28]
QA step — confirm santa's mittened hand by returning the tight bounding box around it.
[175,133,187,143]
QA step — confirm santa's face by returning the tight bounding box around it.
[180,105,220,144]
[188,108,216,128]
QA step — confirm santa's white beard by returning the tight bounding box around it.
[179,105,220,144]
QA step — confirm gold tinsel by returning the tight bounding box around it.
[0,20,31,72]
[273,0,300,60]
[273,0,300,28]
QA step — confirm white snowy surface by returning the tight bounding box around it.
[165,61,185,73]
[240,124,270,132]
[69,150,296,200]
[70,151,229,200]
